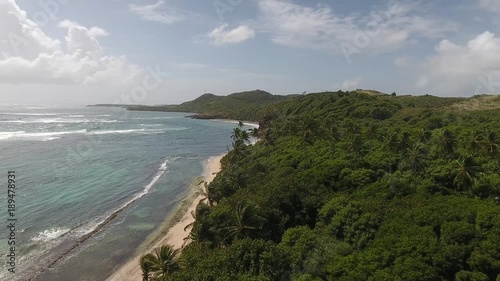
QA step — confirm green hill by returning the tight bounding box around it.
[127,90,290,120]
[126,89,484,124]
[137,90,500,281]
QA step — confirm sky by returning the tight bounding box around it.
[1,0,500,105]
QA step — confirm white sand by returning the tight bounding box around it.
[106,154,225,281]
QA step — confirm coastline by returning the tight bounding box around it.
[106,154,226,281]
[210,119,260,128]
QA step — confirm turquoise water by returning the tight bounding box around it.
[0,105,248,280]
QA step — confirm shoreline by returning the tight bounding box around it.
[209,119,260,128]
[106,154,226,281]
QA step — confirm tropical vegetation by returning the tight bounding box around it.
[138,90,500,281]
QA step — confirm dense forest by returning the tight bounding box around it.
[139,91,500,281]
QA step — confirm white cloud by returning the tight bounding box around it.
[338,77,363,90]
[0,0,60,59]
[207,24,255,46]
[59,20,109,38]
[255,0,457,54]
[57,20,107,57]
[417,31,500,95]
[129,0,183,24]
[0,0,143,85]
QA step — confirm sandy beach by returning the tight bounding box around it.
[106,154,225,281]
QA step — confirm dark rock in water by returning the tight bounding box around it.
[87,104,129,108]
[186,114,224,120]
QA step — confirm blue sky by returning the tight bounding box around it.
[1,0,500,104]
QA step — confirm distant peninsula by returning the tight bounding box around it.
[87,104,129,108]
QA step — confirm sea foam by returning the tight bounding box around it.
[68,157,178,238]
[1,113,57,116]
[0,128,174,141]
[0,118,118,124]
[87,129,163,135]
[0,130,87,141]
[32,228,71,243]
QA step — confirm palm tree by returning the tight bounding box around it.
[231,127,250,144]
[453,157,481,192]
[398,131,412,154]
[231,139,247,159]
[329,124,342,143]
[467,130,483,152]
[482,130,499,155]
[240,130,250,143]
[346,134,363,156]
[140,254,156,281]
[382,132,400,173]
[249,128,259,138]
[199,182,218,207]
[277,117,295,136]
[184,221,205,245]
[418,128,432,143]
[261,128,274,147]
[341,120,360,139]
[184,202,211,233]
[223,203,264,242]
[183,210,197,233]
[183,203,214,245]
[438,129,456,157]
[150,245,180,277]
[259,114,275,131]
[297,117,317,144]
[365,124,379,140]
[401,143,428,174]
[238,121,244,128]
[383,132,400,153]
[231,128,242,141]
[184,215,210,246]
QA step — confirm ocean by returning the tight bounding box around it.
[0,105,249,280]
